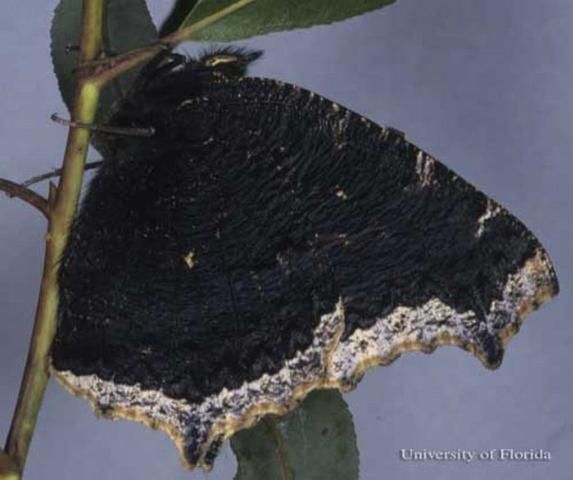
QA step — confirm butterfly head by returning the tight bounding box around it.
[94,46,262,156]
[133,45,263,91]
[198,46,263,79]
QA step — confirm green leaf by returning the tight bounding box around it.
[50,0,158,121]
[231,389,359,480]
[178,0,396,42]
[159,0,201,36]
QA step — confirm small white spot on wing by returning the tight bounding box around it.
[415,151,436,187]
[475,199,502,238]
[184,251,196,269]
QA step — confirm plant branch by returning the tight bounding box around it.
[51,113,154,137]
[0,450,18,480]
[2,1,256,477]
[22,160,104,188]
[164,0,256,44]
[87,0,256,87]
[2,0,104,476]
[0,179,49,218]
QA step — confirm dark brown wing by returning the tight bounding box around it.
[51,77,558,469]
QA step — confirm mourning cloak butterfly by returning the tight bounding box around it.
[50,47,559,469]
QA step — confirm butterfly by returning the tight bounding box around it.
[50,46,558,469]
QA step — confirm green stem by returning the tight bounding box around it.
[2,1,104,477]
[0,451,18,480]
[1,1,257,478]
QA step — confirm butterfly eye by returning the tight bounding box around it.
[204,54,241,67]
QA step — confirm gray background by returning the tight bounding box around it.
[0,0,571,479]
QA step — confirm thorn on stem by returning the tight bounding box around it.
[50,113,155,137]
[0,178,50,219]
[22,161,103,188]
